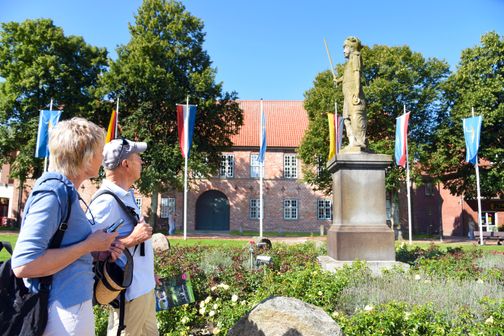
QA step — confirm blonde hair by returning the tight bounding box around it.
[48,117,105,178]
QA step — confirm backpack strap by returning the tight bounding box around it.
[35,176,73,290]
[0,241,13,256]
[117,290,127,336]
[91,190,145,257]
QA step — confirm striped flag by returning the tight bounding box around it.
[335,114,344,154]
[463,115,482,165]
[176,104,197,158]
[105,109,118,143]
[35,109,62,158]
[394,112,410,167]
[258,104,267,163]
[328,113,345,160]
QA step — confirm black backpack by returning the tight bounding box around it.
[0,176,72,336]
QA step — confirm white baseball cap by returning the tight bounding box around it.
[102,138,147,170]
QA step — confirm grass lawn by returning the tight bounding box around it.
[2,233,503,262]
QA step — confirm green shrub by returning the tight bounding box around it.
[96,242,504,335]
[334,300,504,336]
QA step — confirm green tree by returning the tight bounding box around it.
[98,0,243,225]
[299,44,449,193]
[429,32,504,198]
[0,19,108,180]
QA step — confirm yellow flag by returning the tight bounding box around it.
[327,113,336,160]
[105,109,117,143]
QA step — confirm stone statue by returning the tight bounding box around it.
[334,36,367,151]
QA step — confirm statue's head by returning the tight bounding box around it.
[343,36,362,52]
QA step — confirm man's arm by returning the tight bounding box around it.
[118,217,153,248]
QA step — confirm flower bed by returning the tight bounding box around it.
[95,242,504,335]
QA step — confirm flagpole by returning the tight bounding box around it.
[43,99,54,172]
[404,104,413,245]
[183,96,189,240]
[259,99,264,239]
[335,102,338,154]
[115,97,120,139]
[472,107,484,245]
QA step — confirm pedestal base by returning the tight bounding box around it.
[318,256,409,276]
[327,225,395,261]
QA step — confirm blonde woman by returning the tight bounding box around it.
[12,117,121,335]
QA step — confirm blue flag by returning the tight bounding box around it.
[463,115,482,165]
[258,107,267,163]
[35,110,62,158]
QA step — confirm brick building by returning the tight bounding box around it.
[155,100,333,233]
[1,100,502,235]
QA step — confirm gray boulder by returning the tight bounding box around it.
[151,233,170,254]
[228,296,343,336]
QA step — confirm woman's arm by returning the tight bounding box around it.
[13,229,118,278]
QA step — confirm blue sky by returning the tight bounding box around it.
[1,0,503,100]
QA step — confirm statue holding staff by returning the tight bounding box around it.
[332,36,367,151]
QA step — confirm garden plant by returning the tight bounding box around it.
[92,242,504,335]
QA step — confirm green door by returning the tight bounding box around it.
[195,190,230,231]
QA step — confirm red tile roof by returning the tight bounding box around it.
[231,100,308,148]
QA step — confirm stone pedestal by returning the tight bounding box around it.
[327,153,395,261]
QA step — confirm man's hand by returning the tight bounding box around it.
[155,274,162,286]
[121,217,153,247]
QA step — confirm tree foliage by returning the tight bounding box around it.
[98,0,243,200]
[428,32,504,198]
[299,44,449,193]
[0,19,108,180]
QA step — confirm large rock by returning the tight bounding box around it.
[228,296,343,336]
[151,233,170,254]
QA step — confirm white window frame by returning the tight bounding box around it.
[135,197,143,209]
[317,199,332,220]
[249,198,261,220]
[160,197,176,218]
[250,154,261,178]
[219,154,234,178]
[283,199,298,220]
[284,154,298,179]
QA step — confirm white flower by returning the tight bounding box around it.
[231,294,239,302]
[404,312,411,320]
[485,316,494,325]
[199,301,205,308]
[213,303,219,310]
[218,283,230,290]
[209,310,216,317]
[210,286,217,291]
[318,291,323,296]
[181,316,189,324]
[364,305,374,312]
[477,279,484,284]
[212,327,221,335]
[414,274,421,281]
[205,296,212,303]
[199,307,206,315]
[240,300,247,305]
[331,311,339,317]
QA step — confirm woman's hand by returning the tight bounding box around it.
[86,230,118,253]
[108,240,125,262]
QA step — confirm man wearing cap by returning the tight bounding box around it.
[88,138,158,336]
